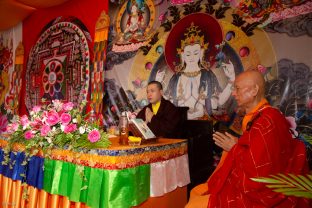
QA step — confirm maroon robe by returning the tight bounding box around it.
[207,107,310,207]
[136,97,181,138]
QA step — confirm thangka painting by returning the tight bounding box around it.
[25,17,92,111]
[112,0,156,52]
[105,0,311,144]
[0,23,23,134]
[105,0,278,129]
[105,0,312,163]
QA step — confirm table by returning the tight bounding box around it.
[0,137,190,208]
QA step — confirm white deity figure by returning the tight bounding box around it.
[166,24,235,119]
[122,0,145,41]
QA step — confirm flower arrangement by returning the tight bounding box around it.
[3,100,110,157]
[1,100,110,199]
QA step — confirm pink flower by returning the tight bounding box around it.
[88,129,100,143]
[286,116,298,138]
[286,116,297,129]
[42,111,48,117]
[24,130,34,140]
[64,124,77,133]
[30,118,43,130]
[257,65,267,74]
[32,105,41,113]
[63,102,74,111]
[158,13,167,23]
[60,113,72,124]
[46,111,60,126]
[6,123,19,133]
[40,125,51,136]
[0,115,8,133]
[20,115,30,127]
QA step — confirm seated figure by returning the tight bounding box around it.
[186,70,310,207]
[136,81,181,138]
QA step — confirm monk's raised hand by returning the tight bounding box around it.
[213,131,238,152]
[145,108,154,123]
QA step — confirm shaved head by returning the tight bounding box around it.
[237,70,265,97]
[232,70,266,113]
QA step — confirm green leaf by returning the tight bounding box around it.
[290,174,312,191]
[272,188,304,193]
[205,4,215,15]
[160,21,172,32]
[276,174,306,190]
[215,6,230,19]
[266,184,296,188]
[139,45,152,55]
[149,32,159,45]
[232,14,246,27]
[279,191,312,199]
[251,177,281,184]
[168,6,180,24]
[252,174,312,199]
[241,22,260,36]
[298,175,312,188]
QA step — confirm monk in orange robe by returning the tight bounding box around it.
[186,70,310,207]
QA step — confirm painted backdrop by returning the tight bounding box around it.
[104,0,312,163]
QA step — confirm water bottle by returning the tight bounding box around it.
[119,112,129,145]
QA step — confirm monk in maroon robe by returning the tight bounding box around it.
[136,81,180,138]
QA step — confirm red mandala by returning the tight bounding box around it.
[26,17,91,110]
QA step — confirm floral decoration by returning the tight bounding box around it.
[1,100,111,199]
[2,100,110,159]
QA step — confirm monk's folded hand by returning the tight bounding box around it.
[213,132,238,151]
[145,108,154,123]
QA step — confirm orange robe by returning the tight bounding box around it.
[207,103,310,207]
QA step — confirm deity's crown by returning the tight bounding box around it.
[177,23,209,54]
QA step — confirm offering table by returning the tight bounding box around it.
[0,137,190,208]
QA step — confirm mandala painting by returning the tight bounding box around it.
[26,17,91,111]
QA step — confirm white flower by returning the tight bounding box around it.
[46,137,52,144]
[79,126,86,134]
[61,125,65,132]
[52,99,63,112]
[72,118,77,123]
